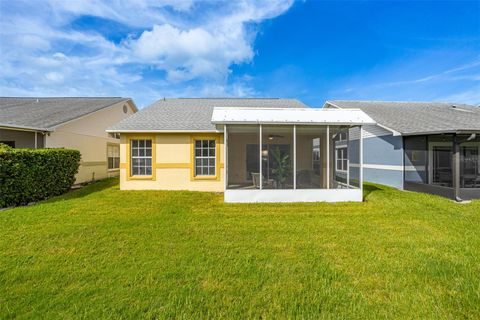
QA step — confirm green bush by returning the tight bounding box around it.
[0,146,80,207]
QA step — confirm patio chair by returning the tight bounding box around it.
[251,173,275,189]
[473,175,480,188]
[437,171,452,187]
[296,170,313,188]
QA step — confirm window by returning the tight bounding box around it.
[411,150,420,162]
[131,139,152,176]
[432,146,452,186]
[461,146,478,188]
[312,138,321,175]
[107,144,120,170]
[336,147,348,172]
[246,144,259,181]
[108,133,120,139]
[338,132,347,141]
[194,139,216,176]
[461,147,478,175]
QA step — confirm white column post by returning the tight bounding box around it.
[293,125,296,190]
[224,124,228,190]
[326,125,330,189]
[346,128,350,187]
[259,124,263,190]
[34,132,37,149]
[360,126,364,193]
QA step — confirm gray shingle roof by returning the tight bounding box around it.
[108,98,308,131]
[0,97,133,131]
[326,100,480,135]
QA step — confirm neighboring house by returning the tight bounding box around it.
[107,98,375,203]
[325,100,480,201]
[0,97,138,183]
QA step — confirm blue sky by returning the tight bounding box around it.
[0,0,479,108]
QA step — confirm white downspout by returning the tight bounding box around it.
[360,126,364,196]
[259,124,263,190]
[346,128,350,187]
[293,125,296,190]
[326,125,330,189]
[224,124,228,191]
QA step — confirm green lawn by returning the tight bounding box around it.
[1,179,479,319]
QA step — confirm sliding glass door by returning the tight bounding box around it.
[461,146,479,188]
[261,126,293,189]
[432,146,452,187]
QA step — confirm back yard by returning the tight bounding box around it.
[1,179,479,319]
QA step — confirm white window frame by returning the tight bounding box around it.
[131,139,152,176]
[108,132,120,139]
[335,147,348,173]
[338,132,347,142]
[312,138,321,175]
[194,139,216,176]
[107,144,120,170]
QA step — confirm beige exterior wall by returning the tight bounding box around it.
[120,133,225,192]
[227,132,258,185]
[46,101,136,183]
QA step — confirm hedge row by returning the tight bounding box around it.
[0,144,81,208]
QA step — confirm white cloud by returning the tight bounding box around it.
[438,87,480,105]
[45,72,64,82]
[131,24,253,81]
[329,53,480,105]
[128,1,294,81]
[0,0,294,106]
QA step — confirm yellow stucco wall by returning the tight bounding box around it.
[120,133,225,192]
[46,101,136,183]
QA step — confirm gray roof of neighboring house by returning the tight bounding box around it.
[108,98,308,131]
[325,100,480,135]
[0,97,135,131]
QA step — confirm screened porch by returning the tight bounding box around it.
[404,133,480,201]
[211,107,375,203]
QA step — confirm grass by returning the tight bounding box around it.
[1,179,479,319]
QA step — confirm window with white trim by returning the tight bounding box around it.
[108,132,120,139]
[107,144,120,170]
[131,139,152,176]
[338,132,347,141]
[312,138,321,175]
[336,147,348,172]
[194,139,216,176]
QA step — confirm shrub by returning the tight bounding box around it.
[0,146,80,207]
[0,143,12,152]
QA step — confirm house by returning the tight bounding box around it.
[324,100,480,201]
[107,98,375,203]
[0,97,138,183]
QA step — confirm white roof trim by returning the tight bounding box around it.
[0,123,51,132]
[402,130,480,136]
[323,101,401,136]
[376,123,402,136]
[52,98,135,130]
[105,129,219,133]
[211,107,376,125]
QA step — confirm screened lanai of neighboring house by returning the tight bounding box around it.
[211,107,375,203]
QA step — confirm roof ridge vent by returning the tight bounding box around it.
[451,105,474,113]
